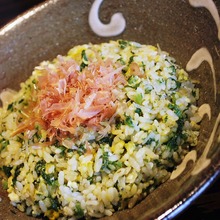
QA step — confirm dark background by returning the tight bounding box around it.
[0,0,220,219]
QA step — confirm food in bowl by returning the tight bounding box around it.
[0,40,201,219]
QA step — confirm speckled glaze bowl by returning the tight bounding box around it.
[0,0,220,219]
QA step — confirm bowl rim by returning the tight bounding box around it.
[0,1,220,219]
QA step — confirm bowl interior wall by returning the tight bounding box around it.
[0,0,219,219]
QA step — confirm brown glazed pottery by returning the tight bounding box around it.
[0,0,220,219]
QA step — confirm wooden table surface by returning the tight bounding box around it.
[0,0,220,219]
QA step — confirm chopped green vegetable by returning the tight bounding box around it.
[50,197,60,211]
[118,40,129,49]
[74,201,84,219]
[0,139,9,153]
[101,151,110,171]
[168,103,182,118]
[7,103,14,111]
[125,116,134,127]
[167,116,185,150]
[128,55,134,65]
[80,50,88,71]
[176,81,181,89]
[101,150,123,172]
[192,90,197,97]
[2,166,12,178]
[144,83,153,94]
[115,118,122,129]
[157,78,164,84]
[101,147,112,169]
[141,61,146,71]
[33,132,42,143]
[167,135,178,150]
[18,99,24,104]
[55,145,66,157]
[12,163,24,186]
[169,65,176,74]
[146,138,155,145]
[176,117,185,134]
[112,161,123,170]
[87,176,94,184]
[99,134,115,146]
[35,160,46,176]
[42,173,56,186]
[35,160,56,185]
[77,144,86,155]
[167,78,181,90]
[127,75,140,88]
[117,57,126,65]
[154,159,163,167]
[134,93,143,105]
[81,49,88,62]
[32,79,37,84]
[135,108,143,116]
[163,115,168,123]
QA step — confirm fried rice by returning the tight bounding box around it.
[0,40,201,219]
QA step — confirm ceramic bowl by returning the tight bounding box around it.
[0,0,220,219]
